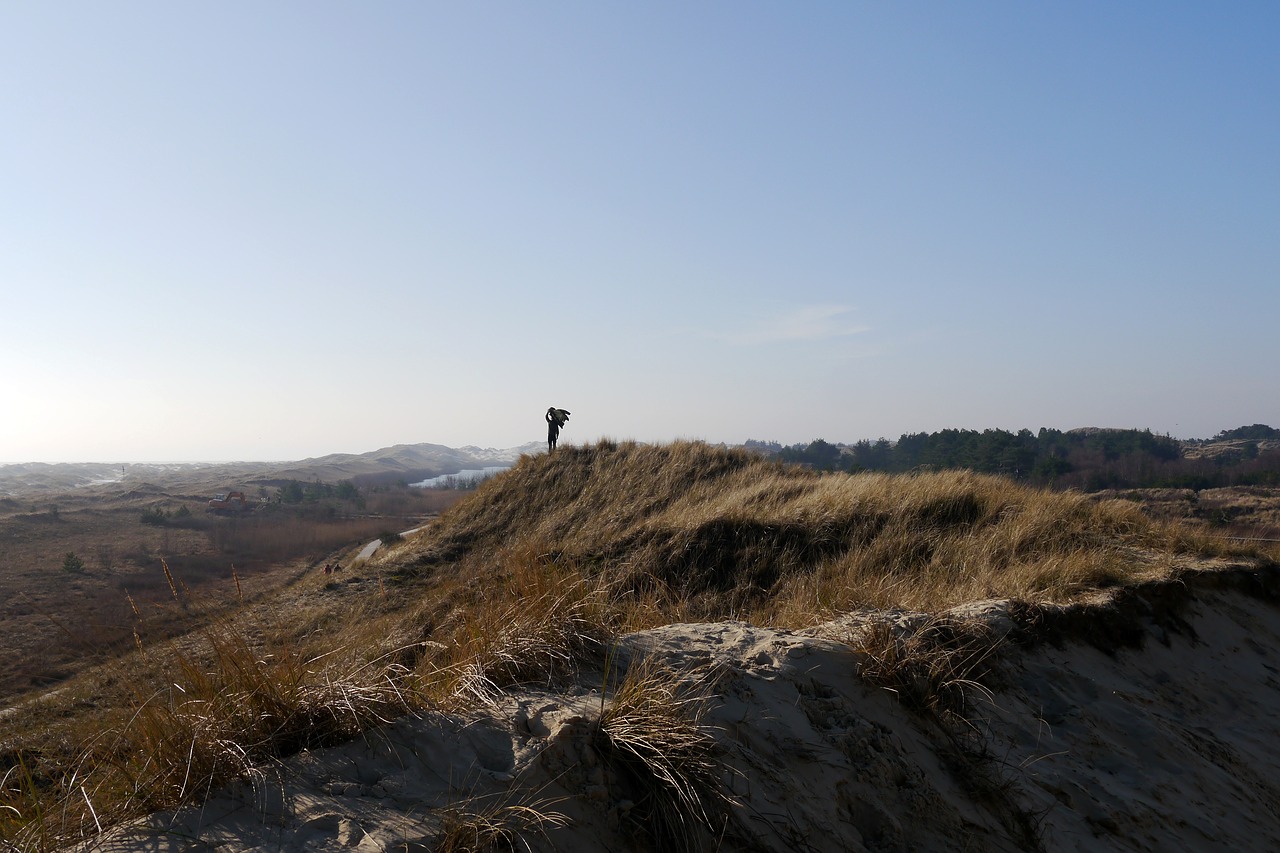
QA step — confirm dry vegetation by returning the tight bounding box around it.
[2,440,1275,850]
[0,485,452,703]
[1097,485,1280,543]
[385,440,1265,623]
[434,799,569,853]
[592,657,730,852]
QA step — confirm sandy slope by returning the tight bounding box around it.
[79,571,1280,852]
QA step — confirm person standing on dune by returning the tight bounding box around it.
[546,407,570,452]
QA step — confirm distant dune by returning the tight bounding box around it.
[0,442,541,498]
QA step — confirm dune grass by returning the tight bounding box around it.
[1,621,415,849]
[434,795,569,853]
[593,656,729,853]
[385,440,1254,626]
[2,439,1270,850]
[851,617,1001,729]
[410,557,616,709]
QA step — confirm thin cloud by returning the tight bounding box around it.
[713,305,871,346]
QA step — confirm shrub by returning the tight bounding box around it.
[278,481,305,503]
[140,505,168,526]
[61,552,85,573]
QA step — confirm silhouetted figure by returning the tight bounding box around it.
[546,407,570,451]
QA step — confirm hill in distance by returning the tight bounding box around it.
[4,422,1275,498]
[0,441,543,499]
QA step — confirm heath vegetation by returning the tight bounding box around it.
[0,480,454,702]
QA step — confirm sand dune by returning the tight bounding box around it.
[81,565,1280,852]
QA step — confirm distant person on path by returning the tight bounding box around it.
[546,407,570,451]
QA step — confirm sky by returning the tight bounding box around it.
[2,3,1277,462]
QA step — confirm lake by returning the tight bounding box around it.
[409,466,511,489]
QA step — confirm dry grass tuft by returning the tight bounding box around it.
[593,656,730,853]
[852,617,1000,730]
[433,796,568,853]
[118,629,411,803]
[1,751,51,852]
[403,552,620,709]
[1,625,413,850]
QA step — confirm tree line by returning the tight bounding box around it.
[749,425,1280,490]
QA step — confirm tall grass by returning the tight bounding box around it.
[1,623,413,850]
[382,440,1252,626]
[410,557,616,708]
[433,789,569,853]
[851,616,1000,729]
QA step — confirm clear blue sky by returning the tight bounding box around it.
[2,3,1276,462]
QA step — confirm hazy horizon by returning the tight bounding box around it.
[1,422,1268,467]
[4,4,1276,462]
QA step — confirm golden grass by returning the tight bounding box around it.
[434,795,569,853]
[382,440,1259,626]
[414,563,615,709]
[1,622,414,849]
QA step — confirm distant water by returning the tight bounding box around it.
[409,466,510,489]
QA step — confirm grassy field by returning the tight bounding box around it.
[1,440,1276,850]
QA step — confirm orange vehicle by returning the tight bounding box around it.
[207,491,250,513]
